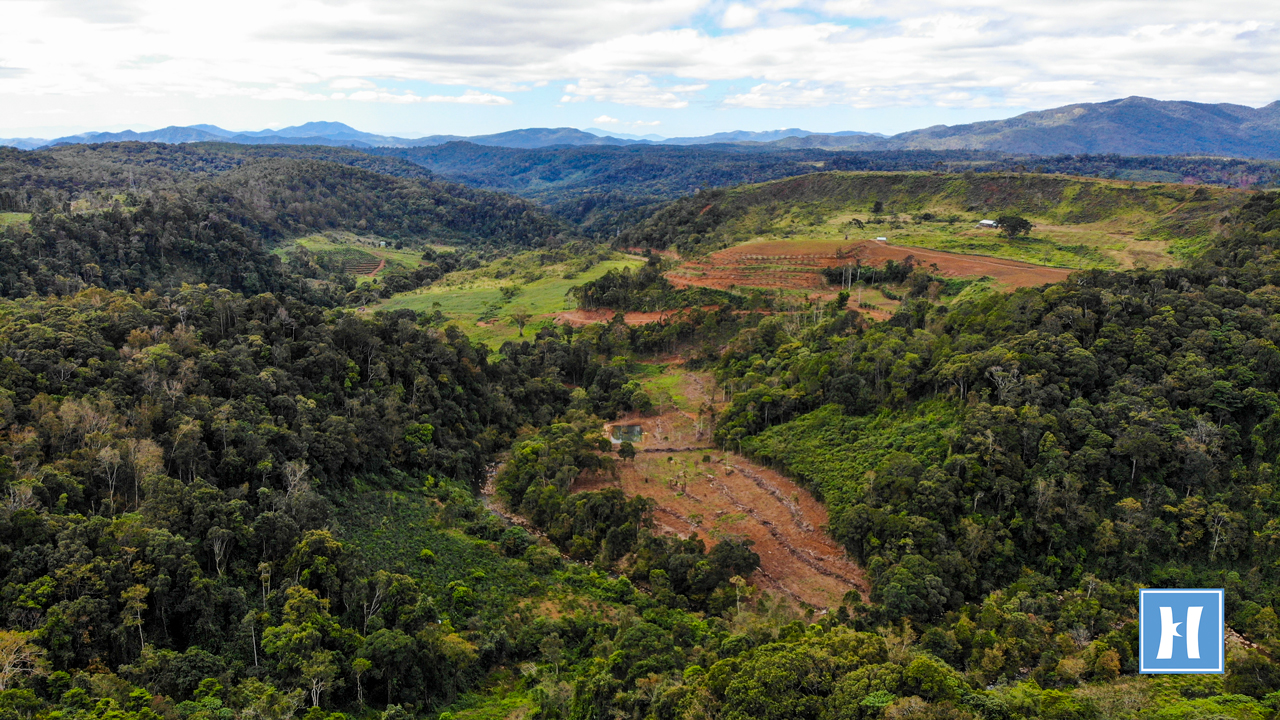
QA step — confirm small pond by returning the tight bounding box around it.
[611,425,643,443]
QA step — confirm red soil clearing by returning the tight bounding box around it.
[555,306,719,327]
[555,309,679,327]
[666,238,1072,293]
[572,370,869,609]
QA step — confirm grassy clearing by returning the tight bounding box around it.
[694,173,1247,271]
[759,213,1166,271]
[0,213,31,229]
[274,231,453,284]
[376,256,645,348]
[634,363,708,414]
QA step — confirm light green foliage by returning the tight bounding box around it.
[622,172,1246,268]
[0,212,30,229]
[377,252,643,347]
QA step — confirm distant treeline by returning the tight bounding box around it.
[371,143,1280,234]
[4,143,1276,240]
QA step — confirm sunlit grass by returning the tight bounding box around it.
[375,257,645,348]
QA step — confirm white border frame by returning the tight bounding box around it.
[1138,588,1225,674]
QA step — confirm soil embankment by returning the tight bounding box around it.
[577,367,869,608]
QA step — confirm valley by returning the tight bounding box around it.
[0,139,1278,720]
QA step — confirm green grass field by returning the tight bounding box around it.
[274,231,454,284]
[0,213,31,230]
[693,173,1246,271]
[376,257,644,348]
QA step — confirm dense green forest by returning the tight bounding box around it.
[6,141,1280,720]
[0,156,565,300]
[0,143,432,210]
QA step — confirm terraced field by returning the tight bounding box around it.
[574,365,868,609]
[667,235,1071,298]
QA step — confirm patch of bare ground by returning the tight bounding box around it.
[553,307,717,327]
[580,367,869,609]
[666,237,1071,295]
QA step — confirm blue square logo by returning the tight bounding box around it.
[1139,589,1224,674]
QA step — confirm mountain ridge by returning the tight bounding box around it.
[777,97,1280,157]
[4,96,1280,156]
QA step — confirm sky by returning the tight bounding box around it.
[1,0,1278,139]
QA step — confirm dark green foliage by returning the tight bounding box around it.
[0,142,432,212]
[569,254,741,311]
[996,214,1034,238]
[368,143,1280,237]
[0,155,566,302]
[12,144,1280,720]
[701,191,1280,703]
[0,197,295,298]
[203,159,566,246]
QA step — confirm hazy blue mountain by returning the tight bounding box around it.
[776,97,1280,157]
[464,127,632,148]
[46,126,227,145]
[584,128,666,141]
[12,97,1280,155]
[237,121,361,138]
[663,128,817,144]
[0,138,49,150]
[187,124,236,137]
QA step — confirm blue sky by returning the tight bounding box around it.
[1,0,1277,139]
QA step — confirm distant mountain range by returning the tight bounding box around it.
[4,97,1280,157]
[771,97,1280,157]
[0,122,877,151]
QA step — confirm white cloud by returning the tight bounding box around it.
[330,78,376,89]
[594,115,661,127]
[721,3,759,28]
[348,88,512,105]
[563,75,706,108]
[723,81,829,108]
[2,0,1280,126]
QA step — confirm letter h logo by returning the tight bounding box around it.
[1139,589,1224,674]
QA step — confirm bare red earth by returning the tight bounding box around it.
[666,238,1072,294]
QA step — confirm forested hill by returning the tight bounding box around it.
[0,156,567,298]
[371,143,1280,236]
[0,143,433,206]
[13,138,1280,720]
[4,143,1278,241]
[204,159,565,245]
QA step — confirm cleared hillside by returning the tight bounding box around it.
[622,171,1249,263]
